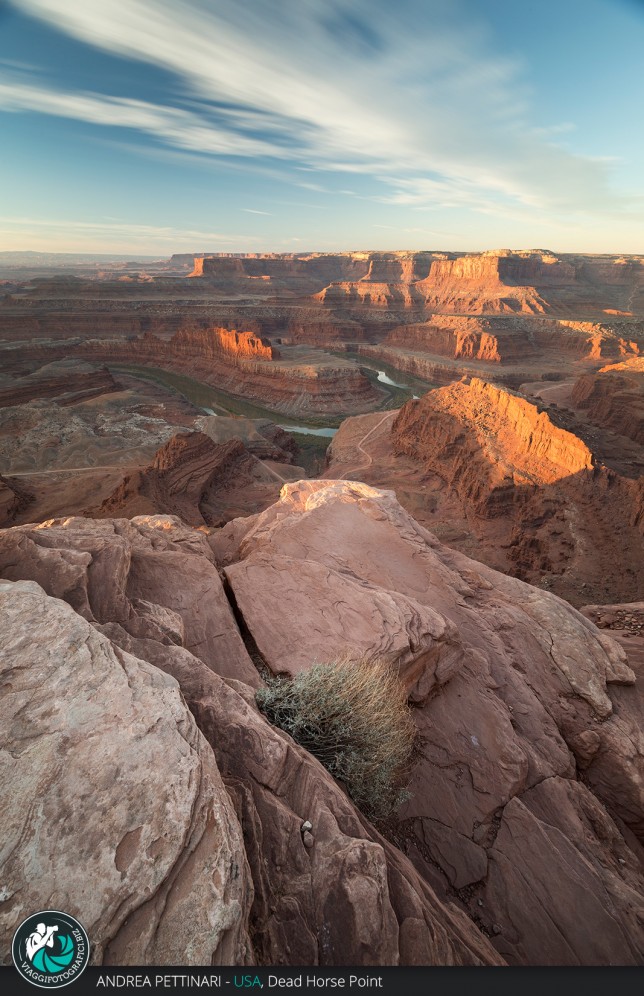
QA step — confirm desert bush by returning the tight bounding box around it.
[255,657,416,824]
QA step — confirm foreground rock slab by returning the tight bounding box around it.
[216,480,644,965]
[0,516,503,966]
[0,579,253,966]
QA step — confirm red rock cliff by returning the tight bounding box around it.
[174,326,279,361]
[393,378,594,517]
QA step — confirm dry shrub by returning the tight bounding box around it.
[255,657,416,824]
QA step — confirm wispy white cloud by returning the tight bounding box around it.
[0,79,279,157]
[5,0,632,218]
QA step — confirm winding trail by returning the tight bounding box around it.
[324,410,397,480]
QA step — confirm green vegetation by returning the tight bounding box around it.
[256,657,416,824]
[289,432,331,475]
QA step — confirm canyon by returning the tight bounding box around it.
[1,248,643,968]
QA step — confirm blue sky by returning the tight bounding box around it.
[1,0,643,255]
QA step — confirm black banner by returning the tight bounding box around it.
[2,966,643,996]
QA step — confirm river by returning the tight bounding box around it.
[109,362,423,437]
[109,364,339,431]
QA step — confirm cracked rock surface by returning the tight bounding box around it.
[0,514,501,966]
[0,578,253,966]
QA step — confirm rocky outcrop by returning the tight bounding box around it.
[310,250,644,318]
[360,256,432,284]
[393,378,594,509]
[405,251,552,314]
[415,250,644,315]
[2,492,643,964]
[313,251,561,314]
[100,432,286,526]
[0,577,253,965]
[315,282,420,309]
[0,516,260,687]
[191,252,430,292]
[428,250,576,287]
[353,344,517,387]
[557,321,642,360]
[387,318,504,362]
[71,330,380,417]
[384,315,642,365]
[390,380,644,602]
[572,358,644,445]
[213,480,644,965]
[187,249,644,317]
[0,516,503,967]
[190,252,375,297]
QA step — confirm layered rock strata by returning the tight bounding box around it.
[75,329,380,416]
[312,250,644,316]
[393,378,595,509]
[384,315,641,365]
[186,249,644,317]
[174,326,279,361]
[0,361,119,409]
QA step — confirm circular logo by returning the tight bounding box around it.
[12,911,90,988]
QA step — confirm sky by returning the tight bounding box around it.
[1,0,643,256]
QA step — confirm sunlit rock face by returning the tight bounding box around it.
[63,327,380,416]
[173,325,279,361]
[388,379,644,602]
[393,378,595,499]
[572,357,644,445]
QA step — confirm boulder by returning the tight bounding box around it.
[0,515,260,688]
[0,579,253,965]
